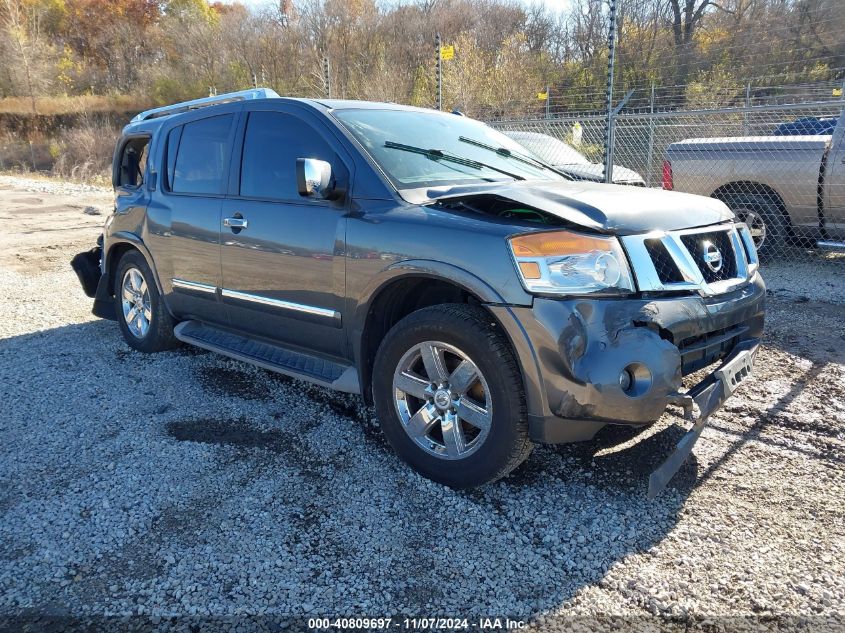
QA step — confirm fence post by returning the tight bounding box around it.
[645,82,656,187]
[322,56,331,98]
[603,0,618,183]
[743,82,751,133]
[545,86,550,119]
[435,33,442,111]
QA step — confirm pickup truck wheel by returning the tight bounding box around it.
[715,194,788,261]
[114,251,178,353]
[372,304,532,488]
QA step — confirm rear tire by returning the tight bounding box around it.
[714,193,789,261]
[113,250,179,353]
[372,304,532,488]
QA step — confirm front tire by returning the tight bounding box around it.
[372,304,532,488]
[114,250,178,353]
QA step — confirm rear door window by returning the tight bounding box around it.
[171,114,234,195]
[239,111,334,201]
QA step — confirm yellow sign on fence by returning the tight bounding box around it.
[834,87,843,97]
[537,91,548,100]
[440,45,455,60]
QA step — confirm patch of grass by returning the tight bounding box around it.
[0,167,111,188]
[0,94,152,115]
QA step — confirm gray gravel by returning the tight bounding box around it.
[1,177,844,630]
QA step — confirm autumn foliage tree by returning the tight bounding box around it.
[0,0,841,114]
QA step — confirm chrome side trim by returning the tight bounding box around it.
[220,288,339,319]
[621,223,752,297]
[171,278,217,294]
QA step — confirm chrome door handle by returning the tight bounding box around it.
[223,217,248,229]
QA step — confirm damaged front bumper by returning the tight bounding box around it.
[648,338,758,498]
[488,273,765,493]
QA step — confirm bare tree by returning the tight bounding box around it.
[667,0,727,82]
[2,0,39,112]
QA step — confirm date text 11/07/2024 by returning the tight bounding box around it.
[307,617,527,630]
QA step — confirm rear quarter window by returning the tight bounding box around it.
[117,137,150,188]
[170,114,234,195]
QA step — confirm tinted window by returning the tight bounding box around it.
[240,111,334,200]
[171,114,233,194]
[166,127,181,189]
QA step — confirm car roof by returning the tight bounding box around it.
[121,93,444,136]
[308,99,437,114]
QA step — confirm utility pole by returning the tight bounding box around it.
[322,56,331,98]
[603,0,618,183]
[435,32,442,111]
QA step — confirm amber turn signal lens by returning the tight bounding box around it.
[510,231,611,256]
[518,261,541,279]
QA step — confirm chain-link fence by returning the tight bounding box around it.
[489,98,845,263]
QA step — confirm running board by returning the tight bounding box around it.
[174,321,360,394]
[816,240,845,252]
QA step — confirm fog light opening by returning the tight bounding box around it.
[619,369,633,392]
[620,362,652,398]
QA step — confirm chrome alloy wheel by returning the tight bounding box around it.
[741,210,767,249]
[120,267,152,339]
[392,341,492,460]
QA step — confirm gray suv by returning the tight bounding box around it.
[72,89,765,495]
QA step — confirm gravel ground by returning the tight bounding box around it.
[1,175,844,631]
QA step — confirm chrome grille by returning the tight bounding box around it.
[621,223,759,296]
[679,230,738,283]
[644,238,685,284]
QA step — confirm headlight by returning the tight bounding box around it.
[509,230,635,296]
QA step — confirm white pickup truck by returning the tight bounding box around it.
[663,109,845,257]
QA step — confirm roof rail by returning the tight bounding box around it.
[130,88,281,123]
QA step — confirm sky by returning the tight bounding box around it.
[217,0,572,13]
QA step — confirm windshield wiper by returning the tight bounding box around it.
[458,136,572,179]
[384,141,525,181]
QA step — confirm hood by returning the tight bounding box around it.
[415,179,734,235]
[556,163,645,185]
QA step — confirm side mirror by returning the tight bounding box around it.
[296,158,339,200]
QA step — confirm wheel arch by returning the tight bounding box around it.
[103,233,172,317]
[711,181,791,225]
[354,263,543,418]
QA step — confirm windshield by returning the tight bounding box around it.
[333,109,564,190]
[505,132,590,166]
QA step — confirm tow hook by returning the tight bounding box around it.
[667,391,695,420]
